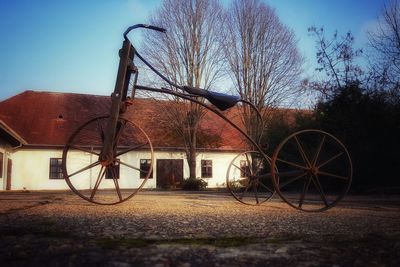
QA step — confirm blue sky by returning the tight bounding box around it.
[0,0,385,100]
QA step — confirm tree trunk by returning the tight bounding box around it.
[187,119,197,179]
[142,0,225,181]
[188,149,197,179]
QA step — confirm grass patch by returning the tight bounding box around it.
[95,237,260,249]
[96,238,150,249]
[266,234,304,244]
[4,227,72,239]
[0,222,73,239]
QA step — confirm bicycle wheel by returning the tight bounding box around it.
[271,130,352,212]
[62,115,154,205]
[226,151,275,205]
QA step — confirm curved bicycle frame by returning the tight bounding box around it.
[135,85,267,158]
[99,24,269,168]
[128,24,270,155]
[63,24,352,210]
[126,25,352,211]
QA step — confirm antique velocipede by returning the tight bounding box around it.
[62,24,352,212]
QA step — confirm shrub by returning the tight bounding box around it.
[181,178,208,191]
[315,84,400,189]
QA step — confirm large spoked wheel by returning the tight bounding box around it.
[226,151,275,205]
[271,129,352,212]
[62,115,154,205]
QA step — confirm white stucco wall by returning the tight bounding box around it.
[197,151,239,188]
[11,149,68,190]
[0,143,13,190]
[8,148,243,190]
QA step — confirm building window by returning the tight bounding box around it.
[106,160,120,179]
[240,160,250,177]
[140,159,152,179]
[201,160,212,178]
[49,158,63,179]
[0,152,3,178]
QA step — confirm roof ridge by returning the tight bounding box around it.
[20,90,110,98]
[5,90,171,101]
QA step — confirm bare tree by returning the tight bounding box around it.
[368,0,400,91]
[308,26,363,98]
[223,0,304,145]
[141,0,225,180]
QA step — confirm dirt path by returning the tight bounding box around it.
[1,191,399,266]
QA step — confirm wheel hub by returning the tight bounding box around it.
[249,175,258,181]
[308,166,319,176]
[100,159,114,167]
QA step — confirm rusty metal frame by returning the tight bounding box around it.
[135,85,267,157]
[62,24,352,211]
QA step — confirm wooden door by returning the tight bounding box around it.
[156,159,183,189]
[6,159,12,190]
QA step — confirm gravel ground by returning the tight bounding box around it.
[0,190,400,266]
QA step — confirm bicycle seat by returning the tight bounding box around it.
[183,86,241,111]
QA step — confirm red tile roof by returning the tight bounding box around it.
[0,90,248,150]
[0,119,27,146]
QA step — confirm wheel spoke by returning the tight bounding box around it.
[313,135,326,166]
[63,115,154,205]
[295,136,311,167]
[257,173,273,179]
[119,160,142,173]
[68,161,101,178]
[277,170,305,178]
[258,181,274,193]
[239,180,252,200]
[69,144,100,156]
[317,152,343,169]
[270,130,352,211]
[245,153,253,176]
[318,170,349,180]
[90,166,105,200]
[279,172,308,189]
[115,142,149,157]
[232,163,242,171]
[312,175,329,206]
[232,163,241,170]
[227,151,274,205]
[276,157,308,170]
[253,182,259,204]
[111,167,123,201]
[253,157,264,176]
[299,176,312,208]
[232,163,250,177]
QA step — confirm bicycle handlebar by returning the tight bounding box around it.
[123,24,166,40]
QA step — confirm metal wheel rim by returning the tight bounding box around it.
[271,129,352,212]
[226,150,275,205]
[62,115,154,205]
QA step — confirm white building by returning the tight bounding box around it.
[0,91,249,191]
